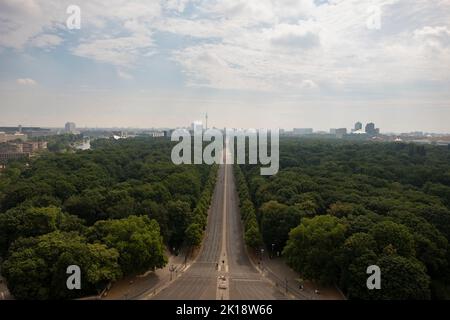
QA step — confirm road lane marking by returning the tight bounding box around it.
[216,157,230,300]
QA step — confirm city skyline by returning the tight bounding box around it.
[0,120,448,135]
[1,0,450,132]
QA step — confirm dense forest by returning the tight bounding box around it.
[0,137,217,299]
[237,138,450,299]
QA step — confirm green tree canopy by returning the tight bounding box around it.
[2,231,121,300]
[88,216,167,275]
[283,215,347,284]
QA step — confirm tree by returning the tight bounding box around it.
[244,222,263,249]
[283,215,347,284]
[375,254,431,300]
[167,200,192,248]
[234,165,264,251]
[327,202,370,218]
[239,137,450,299]
[63,189,106,224]
[88,216,167,275]
[339,233,378,298]
[260,200,302,250]
[0,206,81,256]
[185,223,203,247]
[2,231,121,300]
[369,221,415,257]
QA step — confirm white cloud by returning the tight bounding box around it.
[117,69,133,80]
[164,0,191,13]
[414,26,450,48]
[29,34,63,49]
[73,33,154,66]
[168,0,450,91]
[270,23,320,49]
[0,0,48,49]
[1,0,450,95]
[16,78,37,85]
[0,0,160,65]
[300,79,318,89]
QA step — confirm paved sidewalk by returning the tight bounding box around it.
[249,252,345,300]
[103,249,191,300]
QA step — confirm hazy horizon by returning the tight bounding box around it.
[1,0,449,133]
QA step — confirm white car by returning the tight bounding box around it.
[218,276,227,289]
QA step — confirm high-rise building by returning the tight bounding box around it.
[365,123,380,136]
[65,122,76,133]
[335,128,347,138]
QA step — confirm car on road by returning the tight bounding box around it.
[218,276,227,289]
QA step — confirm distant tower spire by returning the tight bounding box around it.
[205,112,208,130]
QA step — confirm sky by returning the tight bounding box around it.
[0,0,449,133]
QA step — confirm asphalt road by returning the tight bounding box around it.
[153,164,286,300]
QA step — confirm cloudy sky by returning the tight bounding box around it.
[0,0,449,132]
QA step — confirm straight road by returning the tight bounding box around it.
[224,164,286,300]
[152,163,286,300]
[152,166,224,299]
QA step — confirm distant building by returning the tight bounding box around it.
[293,128,313,135]
[365,123,380,136]
[0,140,46,164]
[335,128,347,138]
[0,143,22,153]
[65,122,77,134]
[147,130,164,138]
[351,129,367,135]
[330,128,337,135]
[111,131,128,140]
[29,129,54,138]
[22,142,40,153]
[0,132,28,142]
[0,126,55,138]
[38,141,48,149]
[0,152,28,164]
[352,122,362,132]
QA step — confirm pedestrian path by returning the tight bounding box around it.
[103,249,190,300]
[249,252,345,300]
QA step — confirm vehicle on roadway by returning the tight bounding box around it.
[218,276,227,290]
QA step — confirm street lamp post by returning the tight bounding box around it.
[260,248,265,270]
